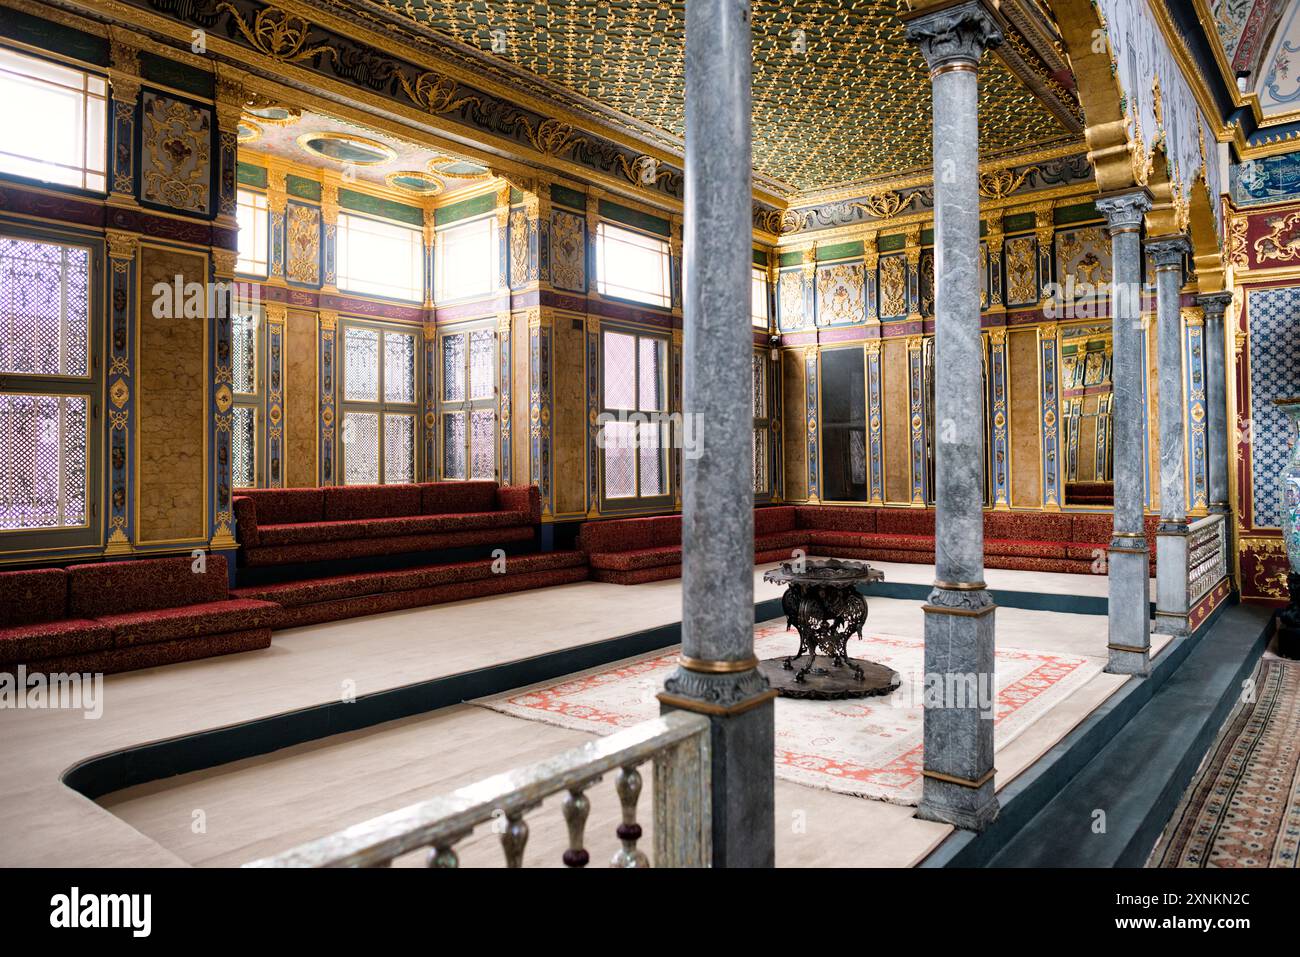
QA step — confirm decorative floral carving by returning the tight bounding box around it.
[852,191,908,221]
[878,256,906,317]
[1253,211,1300,264]
[141,93,211,214]
[398,70,480,115]
[549,210,585,292]
[287,203,320,285]
[978,166,1038,199]
[218,4,337,65]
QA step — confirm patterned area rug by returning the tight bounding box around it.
[477,620,1100,805]
[1152,658,1300,868]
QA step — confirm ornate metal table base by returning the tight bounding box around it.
[761,558,899,700]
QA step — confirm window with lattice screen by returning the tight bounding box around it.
[0,233,98,538]
[439,324,496,481]
[600,329,669,503]
[753,350,770,495]
[230,309,261,488]
[339,320,419,484]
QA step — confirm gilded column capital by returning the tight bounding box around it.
[988,326,1008,346]
[213,65,247,132]
[1181,305,1204,328]
[106,230,139,261]
[318,309,338,332]
[320,172,341,225]
[1197,291,1233,323]
[212,247,238,279]
[497,310,512,336]
[265,302,288,324]
[905,333,924,352]
[266,167,288,215]
[1096,189,1153,235]
[107,29,141,103]
[863,338,882,356]
[1145,234,1191,269]
[1039,321,1059,341]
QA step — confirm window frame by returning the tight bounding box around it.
[0,225,102,550]
[337,317,421,485]
[752,266,770,328]
[235,188,269,279]
[598,325,673,510]
[752,348,772,500]
[594,221,672,310]
[229,307,263,489]
[436,320,499,482]
[336,211,424,303]
[0,45,108,195]
[434,213,499,304]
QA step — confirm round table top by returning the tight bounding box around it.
[762,557,885,587]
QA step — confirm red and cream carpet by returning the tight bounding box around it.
[478,619,1100,804]
[1153,657,1300,868]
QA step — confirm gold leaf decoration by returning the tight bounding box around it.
[398,70,481,115]
[978,166,1038,199]
[525,118,587,157]
[852,191,907,220]
[617,154,673,188]
[760,209,804,236]
[217,4,337,65]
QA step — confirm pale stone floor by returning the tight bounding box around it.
[0,560,1164,868]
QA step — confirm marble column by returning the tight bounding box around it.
[1096,190,1153,674]
[1149,236,1192,636]
[905,1,1003,832]
[1199,292,1234,515]
[657,0,776,868]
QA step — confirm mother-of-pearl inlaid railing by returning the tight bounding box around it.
[245,711,711,869]
[1188,512,1229,606]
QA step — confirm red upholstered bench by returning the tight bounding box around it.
[0,556,275,676]
[233,482,540,567]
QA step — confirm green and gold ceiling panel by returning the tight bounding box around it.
[351,0,1072,192]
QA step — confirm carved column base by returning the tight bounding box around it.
[1154,525,1191,637]
[916,587,999,831]
[659,667,775,867]
[1106,546,1152,675]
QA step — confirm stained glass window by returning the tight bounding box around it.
[600,329,669,502]
[439,324,496,481]
[0,237,90,377]
[435,216,496,302]
[340,321,420,484]
[595,223,670,308]
[0,47,106,192]
[0,393,88,529]
[337,213,423,301]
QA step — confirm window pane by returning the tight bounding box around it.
[596,223,670,307]
[436,217,496,301]
[383,413,414,484]
[236,190,268,276]
[0,393,87,529]
[602,331,636,410]
[469,409,495,479]
[603,421,635,498]
[442,333,466,402]
[0,48,106,192]
[231,405,256,488]
[820,347,867,501]
[337,213,423,301]
[638,337,663,412]
[342,411,380,485]
[383,331,416,404]
[753,427,768,494]
[0,237,90,377]
[231,313,258,395]
[469,328,495,400]
[752,268,768,326]
[638,420,664,496]
[343,327,380,402]
[443,412,466,480]
[752,353,766,417]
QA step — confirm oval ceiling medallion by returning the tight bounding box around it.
[237,120,263,144]
[427,155,492,180]
[296,131,397,166]
[245,105,300,126]
[386,170,446,196]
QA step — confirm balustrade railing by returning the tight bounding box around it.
[245,710,711,868]
[1188,513,1229,606]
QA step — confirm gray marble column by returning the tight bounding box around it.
[905,1,1003,832]
[1199,292,1234,515]
[1149,236,1192,636]
[1096,190,1153,674]
[657,0,775,868]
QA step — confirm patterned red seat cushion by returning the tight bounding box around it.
[257,510,528,547]
[421,481,499,515]
[98,598,280,648]
[68,556,229,619]
[587,545,682,571]
[984,538,1069,559]
[798,506,877,533]
[578,515,681,553]
[0,568,68,627]
[875,510,936,536]
[1069,513,1114,542]
[754,530,807,552]
[985,511,1073,542]
[232,573,386,608]
[0,619,113,665]
[844,532,934,552]
[381,551,587,592]
[754,506,798,535]
[324,484,424,521]
[495,486,541,524]
[240,525,536,567]
[236,488,325,525]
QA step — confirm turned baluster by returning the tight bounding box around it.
[562,787,591,867]
[499,809,530,868]
[610,765,650,868]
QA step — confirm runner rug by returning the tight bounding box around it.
[476,619,1100,805]
[1152,657,1300,868]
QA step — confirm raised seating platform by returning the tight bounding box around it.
[0,556,275,676]
[579,505,1157,584]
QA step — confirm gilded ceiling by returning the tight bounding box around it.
[351,0,1075,192]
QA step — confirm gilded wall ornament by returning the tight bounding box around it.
[550,209,585,292]
[141,92,211,214]
[878,256,906,317]
[521,118,587,157]
[1253,211,1300,264]
[1004,237,1038,305]
[218,4,338,65]
[978,166,1039,199]
[398,70,481,115]
[852,191,908,221]
[815,262,865,325]
[287,203,321,285]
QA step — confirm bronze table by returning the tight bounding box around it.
[760,558,900,700]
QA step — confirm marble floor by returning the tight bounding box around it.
[0,560,1161,867]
